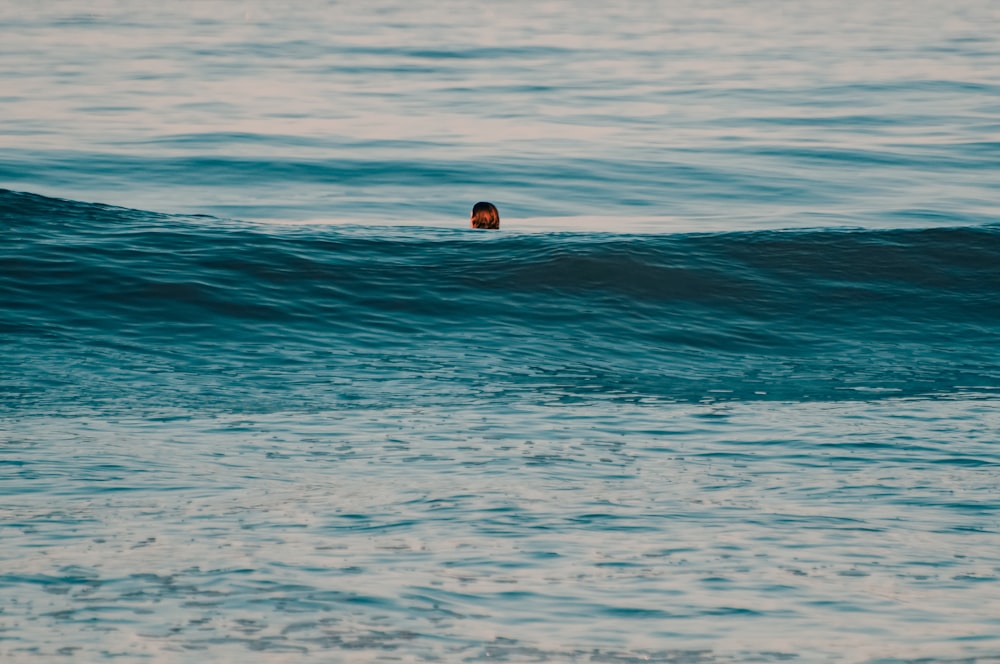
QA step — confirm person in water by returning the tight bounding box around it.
[470,201,499,229]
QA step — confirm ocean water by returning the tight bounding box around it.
[2,2,1000,662]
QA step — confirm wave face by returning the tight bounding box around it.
[4,188,998,414]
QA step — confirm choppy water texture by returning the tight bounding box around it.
[3,1,1000,662]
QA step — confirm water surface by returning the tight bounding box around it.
[2,1,1000,662]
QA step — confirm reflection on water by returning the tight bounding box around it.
[3,399,1000,661]
[1,1,998,229]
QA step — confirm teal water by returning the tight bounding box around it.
[2,2,1000,662]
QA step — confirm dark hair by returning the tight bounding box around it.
[470,201,500,229]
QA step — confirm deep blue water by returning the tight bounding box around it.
[4,188,1000,416]
[3,2,1000,662]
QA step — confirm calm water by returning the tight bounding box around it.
[2,1,1000,662]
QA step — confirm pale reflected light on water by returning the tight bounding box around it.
[1,0,998,228]
[4,399,1000,661]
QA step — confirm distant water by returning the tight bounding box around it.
[3,2,1000,662]
[3,1,1000,230]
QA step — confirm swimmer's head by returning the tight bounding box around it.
[470,201,499,229]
